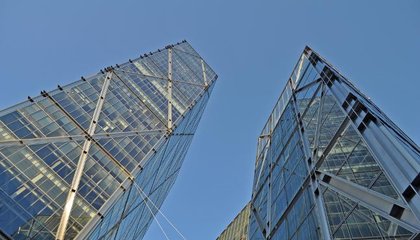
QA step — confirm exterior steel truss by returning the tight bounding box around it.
[249,46,420,240]
[0,41,217,240]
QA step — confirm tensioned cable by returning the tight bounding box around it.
[132,182,170,240]
[132,181,187,240]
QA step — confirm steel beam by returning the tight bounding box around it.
[171,47,202,59]
[74,137,168,240]
[317,170,420,233]
[0,129,167,147]
[294,78,321,94]
[298,83,323,121]
[293,54,305,83]
[201,59,208,87]
[313,83,325,162]
[167,48,173,132]
[112,71,167,126]
[250,204,268,239]
[56,71,113,240]
[114,68,207,87]
[253,138,270,195]
[317,66,420,223]
[314,116,351,170]
[290,94,332,240]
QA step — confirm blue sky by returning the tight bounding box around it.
[1,1,419,239]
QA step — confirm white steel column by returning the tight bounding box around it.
[201,59,208,87]
[56,71,113,240]
[313,83,325,162]
[167,48,173,132]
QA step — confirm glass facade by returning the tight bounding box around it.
[217,203,251,240]
[249,47,420,239]
[0,41,217,239]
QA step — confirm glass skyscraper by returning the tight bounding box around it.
[248,47,420,239]
[0,41,217,240]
